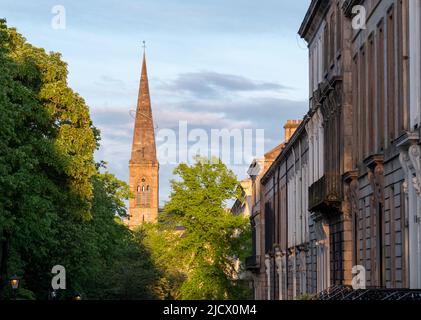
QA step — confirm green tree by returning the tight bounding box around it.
[163,157,252,300]
[141,223,188,300]
[0,20,160,300]
[77,173,160,300]
[0,19,66,298]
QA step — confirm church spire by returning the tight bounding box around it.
[128,45,159,228]
[130,46,157,164]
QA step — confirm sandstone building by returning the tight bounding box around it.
[245,0,421,299]
[241,120,301,299]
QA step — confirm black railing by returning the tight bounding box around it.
[308,173,342,212]
[309,175,325,210]
[245,256,260,270]
[314,285,421,301]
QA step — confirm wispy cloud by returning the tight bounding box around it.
[157,71,289,98]
[1,0,311,205]
[99,75,126,85]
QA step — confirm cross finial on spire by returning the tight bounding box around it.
[142,41,146,54]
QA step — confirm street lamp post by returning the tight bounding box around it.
[50,290,57,300]
[10,275,19,300]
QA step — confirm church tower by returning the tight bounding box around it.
[128,49,159,228]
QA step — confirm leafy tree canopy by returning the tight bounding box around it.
[157,157,252,300]
[0,19,158,300]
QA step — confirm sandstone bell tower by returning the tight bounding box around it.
[128,49,159,228]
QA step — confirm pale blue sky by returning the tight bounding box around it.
[1,0,311,205]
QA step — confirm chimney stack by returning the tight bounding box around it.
[283,119,301,142]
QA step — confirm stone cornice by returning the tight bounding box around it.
[343,170,359,183]
[363,154,384,170]
[396,131,420,149]
[320,76,343,98]
[364,154,385,205]
[298,0,330,43]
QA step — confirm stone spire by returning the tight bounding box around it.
[128,48,159,228]
[130,51,157,165]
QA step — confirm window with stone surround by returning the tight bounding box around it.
[359,44,367,159]
[352,53,359,165]
[376,19,385,152]
[330,13,335,65]
[323,25,329,74]
[368,33,375,153]
[136,185,141,207]
[136,180,151,208]
[386,5,396,142]
[336,1,342,55]
[144,185,151,208]
[396,0,408,134]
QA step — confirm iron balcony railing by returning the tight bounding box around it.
[314,285,421,301]
[245,256,260,271]
[308,172,342,212]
